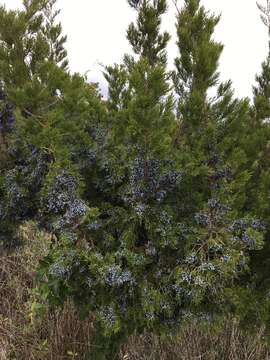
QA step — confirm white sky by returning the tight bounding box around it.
[2,0,269,99]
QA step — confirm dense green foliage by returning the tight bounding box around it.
[1,0,270,358]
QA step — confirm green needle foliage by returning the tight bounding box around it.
[0,0,105,247]
[0,0,270,359]
[173,0,223,129]
[172,0,267,332]
[35,1,264,358]
[226,1,270,330]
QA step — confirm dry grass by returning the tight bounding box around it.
[0,222,270,360]
[0,222,93,360]
[122,324,269,360]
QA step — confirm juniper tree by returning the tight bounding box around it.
[0,0,106,248]
[173,0,223,131]
[0,0,264,356]
[171,0,267,331]
[0,0,264,357]
[0,0,63,245]
[172,0,255,217]
[225,1,270,328]
[247,1,270,222]
[38,2,178,357]
[36,2,264,359]
[254,0,270,120]
[105,0,174,157]
[0,0,69,166]
[0,0,72,176]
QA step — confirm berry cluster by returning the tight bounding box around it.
[128,155,181,205]
[195,197,227,228]
[104,265,133,287]
[229,218,264,248]
[1,146,52,220]
[44,171,87,233]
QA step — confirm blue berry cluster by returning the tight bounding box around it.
[195,198,227,228]
[128,155,181,204]
[48,261,72,280]
[229,219,264,232]
[1,146,52,220]
[208,167,232,183]
[44,171,87,234]
[198,262,216,272]
[99,307,117,329]
[45,171,77,213]
[229,218,264,248]
[104,265,133,287]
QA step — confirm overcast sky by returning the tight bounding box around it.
[2,0,269,99]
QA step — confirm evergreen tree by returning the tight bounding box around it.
[0,0,69,165]
[228,1,270,328]
[172,0,258,219]
[254,0,270,121]
[248,0,270,228]
[38,2,178,358]
[172,0,266,329]
[105,0,174,157]
[36,1,264,359]
[0,0,267,356]
[0,0,106,248]
[173,0,223,131]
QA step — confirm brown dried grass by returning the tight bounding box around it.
[122,324,269,360]
[0,222,92,360]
